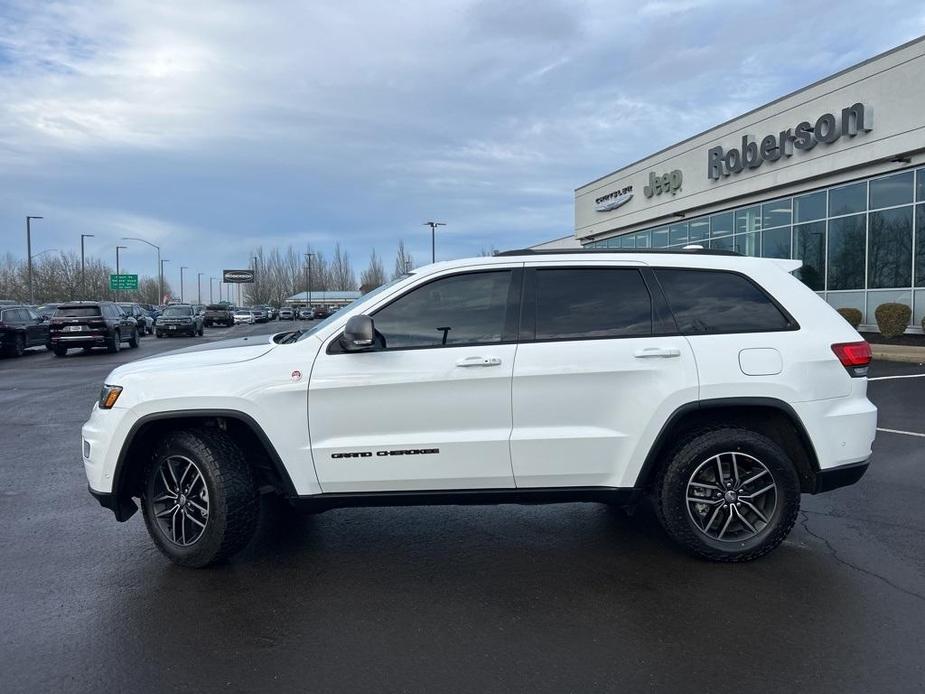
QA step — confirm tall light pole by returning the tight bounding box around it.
[180,266,188,303]
[26,216,43,304]
[80,234,95,298]
[304,252,316,311]
[115,245,127,299]
[209,276,216,303]
[423,221,446,264]
[197,272,203,304]
[160,259,170,302]
[253,256,259,306]
[122,236,162,303]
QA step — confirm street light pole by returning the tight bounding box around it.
[180,266,188,303]
[423,221,446,264]
[305,252,316,313]
[80,234,95,298]
[209,277,215,304]
[122,236,162,303]
[198,272,203,304]
[26,216,43,304]
[115,245,127,299]
[160,259,170,302]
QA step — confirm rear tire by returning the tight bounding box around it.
[655,427,800,562]
[128,328,139,349]
[53,346,68,357]
[107,330,121,353]
[141,428,259,568]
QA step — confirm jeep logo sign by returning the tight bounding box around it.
[644,170,682,198]
[707,103,872,180]
[223,269,255,283]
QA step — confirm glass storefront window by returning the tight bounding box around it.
[916,204,925,287]
[917,169,925,202]
[635,231,651,248]
[710,235,734,251]
[762,198,791,228]
[669,222,688,246]
[793,221,826,291]
[734,232,760,257]
[621,234,636,248]
[794,191,826,223]
[710,212,733,238]
[869,171,914,210]
[735,206,761,234]
[762,226,791,258]
[827,215,866,290]
[651,228,669,247]
[829,181,866,216]
[867,290,912,329]
[868,206,912,288]
[827,292,867,325]
[688,218,709,242]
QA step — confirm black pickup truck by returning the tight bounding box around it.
[203,303,235,327]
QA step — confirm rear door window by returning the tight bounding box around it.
[533,268,652,340]
[655,268,793,334]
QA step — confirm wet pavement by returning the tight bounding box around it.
[1,325,923,693]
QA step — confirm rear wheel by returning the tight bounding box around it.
[141,428,258,568]
[128,328,139,349]
[53,346,68,357]
[655,427,800,562]
[107,330,121,353]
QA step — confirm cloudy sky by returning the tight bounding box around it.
[0,0,923,285]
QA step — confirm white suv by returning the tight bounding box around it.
[81,249,877,567]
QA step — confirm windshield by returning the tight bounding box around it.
[295,275,409,342]
[162,306,192,317]
[56,306,101,317]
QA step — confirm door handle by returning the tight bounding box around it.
[634,347,681,359]
[455,356,502,367]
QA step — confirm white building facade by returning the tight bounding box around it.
[574,37,925,331]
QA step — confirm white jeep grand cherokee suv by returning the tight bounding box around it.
[82,249,877,567]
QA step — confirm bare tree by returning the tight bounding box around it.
[330,242,356,291]
[359,249,387,293]
[392,239,414,279]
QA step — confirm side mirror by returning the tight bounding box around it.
[342,315,375,351]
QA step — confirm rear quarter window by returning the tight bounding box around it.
[655,268,794,334]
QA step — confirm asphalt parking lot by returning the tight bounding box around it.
[1,328,923,693]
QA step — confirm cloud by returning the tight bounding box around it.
[0,0,922,281]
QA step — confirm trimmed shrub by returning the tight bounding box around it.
[874,302,911,338]
[836,307,863,329]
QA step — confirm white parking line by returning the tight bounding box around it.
[869,373,925,381]
[877,427,925,438]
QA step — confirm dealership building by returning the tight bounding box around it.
[573,36,925,331]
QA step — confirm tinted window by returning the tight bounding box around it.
[710,212,734,238]
[828,215,866,290]
[762,226,791,259]
[56,306,101,317]
[534,268,651,340]
[917,204,925,287]
[868,206,912,288]
[794,191,826,222]
[829,182,866,216]
[793,221,826,291]
[657,269,791,334]
[869,172,914,210]
[372,271,512,349]
[761,198,791,228]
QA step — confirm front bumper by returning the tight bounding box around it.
[88,485,137,521]
[812,460,869,494]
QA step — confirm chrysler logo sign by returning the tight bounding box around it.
[595,185,633,212]
[708,103,872,180]
[223,269,255,283]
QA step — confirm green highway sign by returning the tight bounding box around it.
[110,274,138,291]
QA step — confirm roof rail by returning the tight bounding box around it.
[496,247,742,257]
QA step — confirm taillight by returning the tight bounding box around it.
[831,341,872,377]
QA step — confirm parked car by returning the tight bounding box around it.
[233,310,255,324]
[49,301,139,356]
[203,303,235,327]
[118,303,153,336]
[35,303,62,320]
[312,306,332,320]
[155,304,205,338]
[298,308,313,320]
[83,249,877,568]
[278,308,294,320]
[0,305,50,357]
[249,306,269,323]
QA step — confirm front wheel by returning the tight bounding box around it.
[141,428,259,568]
[8,334,25,357]
[128,328,139,349]
[655,427,800,562]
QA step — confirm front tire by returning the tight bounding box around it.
[141,428,259,568]
[128,328,139,349]
[53,346,68,357]
[655,427,800,562]
[8,334,25,357]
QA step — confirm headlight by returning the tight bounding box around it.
[99,384,123,409]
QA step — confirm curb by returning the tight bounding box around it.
[871,347,925,365]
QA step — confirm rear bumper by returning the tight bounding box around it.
[50,334,108,346]
[812,460,869,494]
